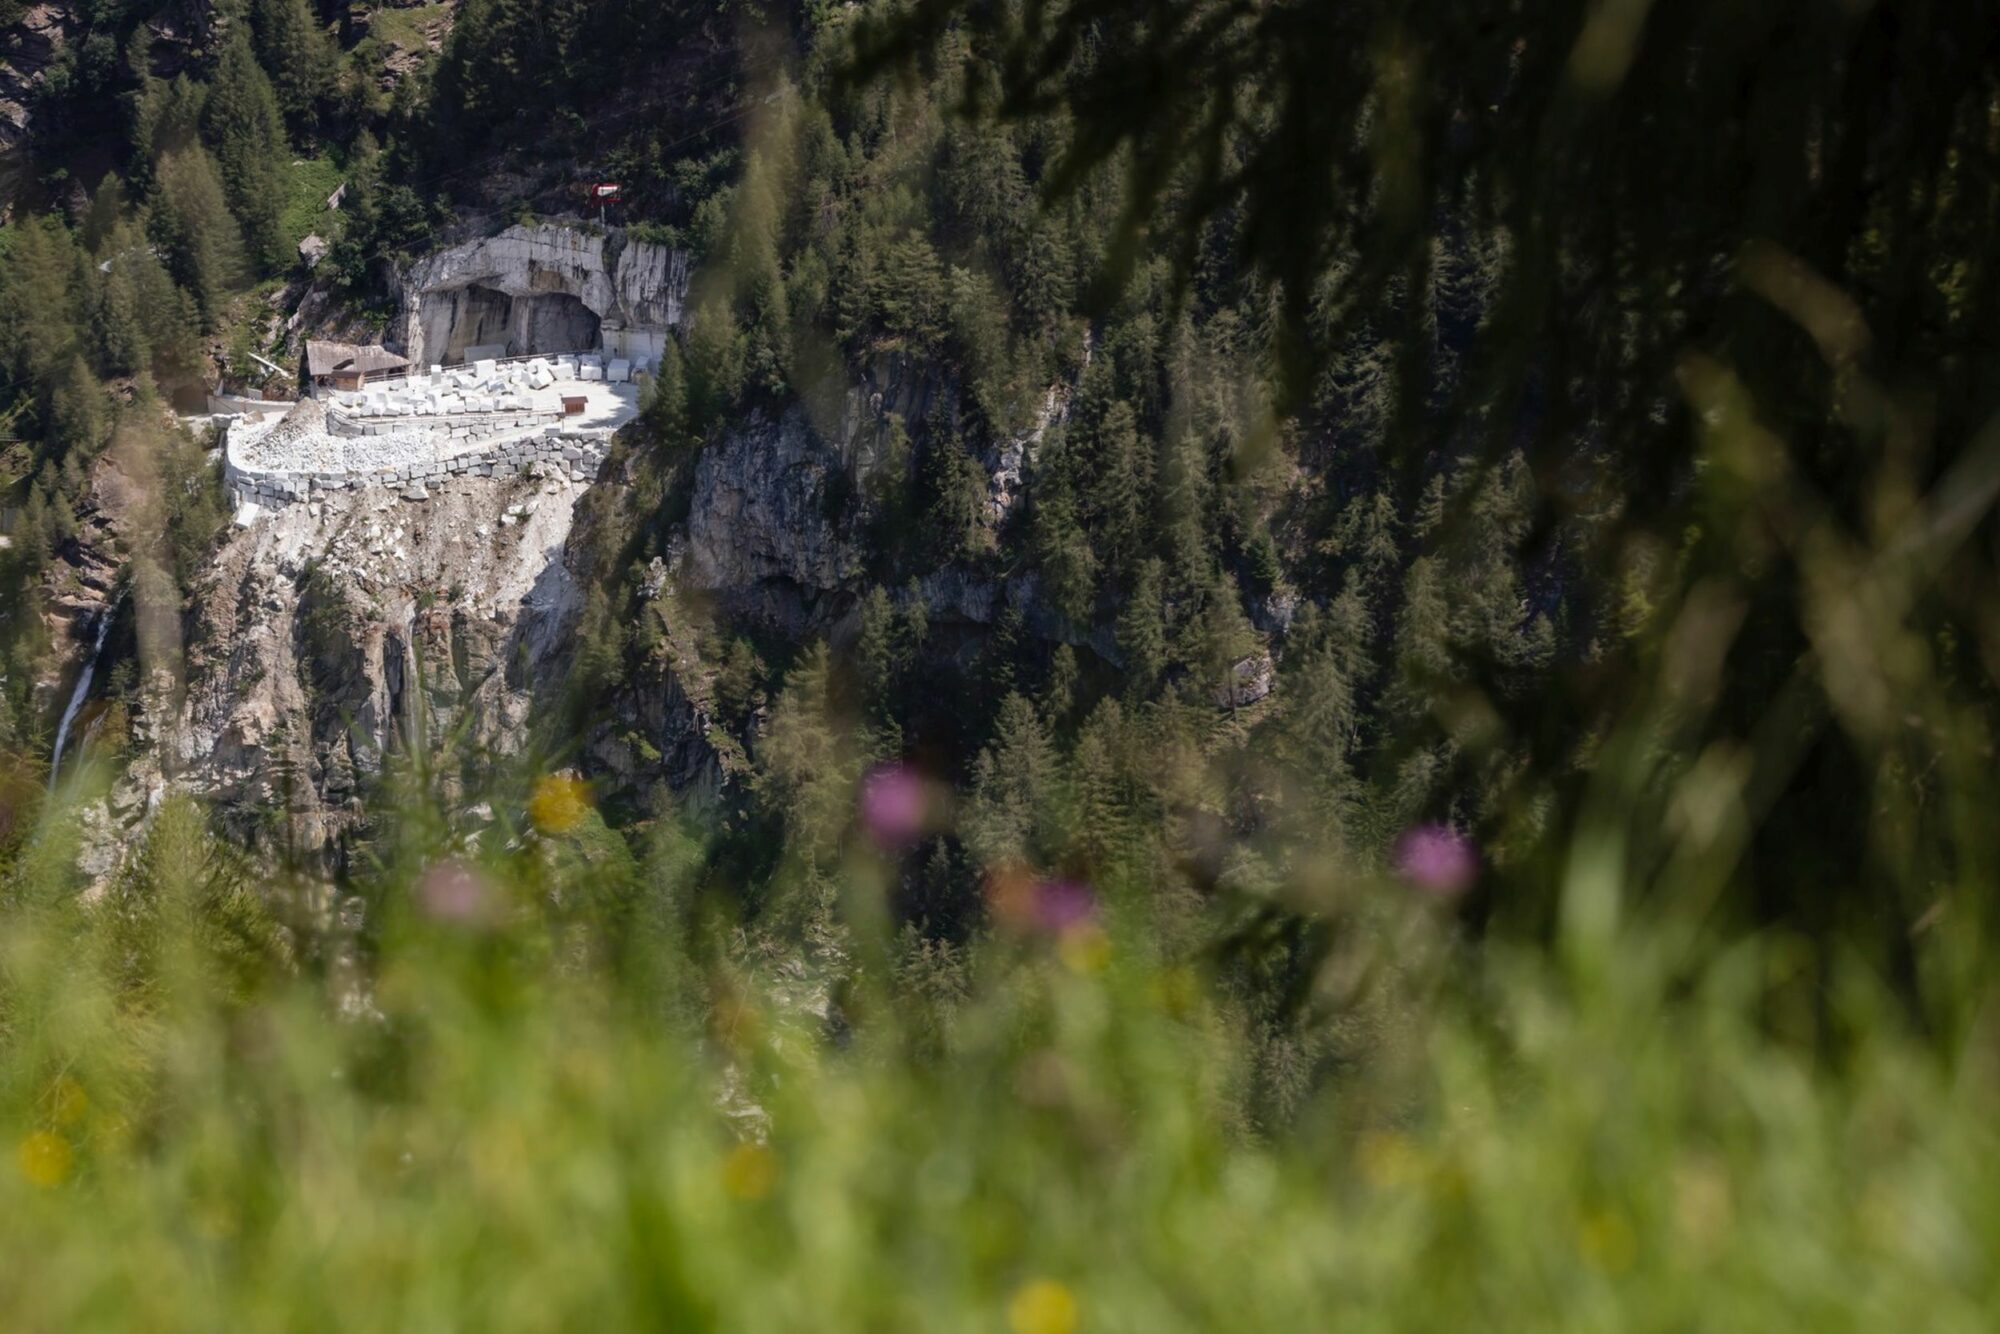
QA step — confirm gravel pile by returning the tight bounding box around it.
[240,398,440,474]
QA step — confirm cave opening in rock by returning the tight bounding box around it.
[419,284,603,364]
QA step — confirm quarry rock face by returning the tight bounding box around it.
[133,473,601,861]
[685,407,864,611]
[399,223,690,367]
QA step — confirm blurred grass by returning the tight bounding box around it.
[1,784,1995,1331]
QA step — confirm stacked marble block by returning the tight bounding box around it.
[334,355,623,419]
[569,353,643,384]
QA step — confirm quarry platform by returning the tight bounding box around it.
[220,353,640,514]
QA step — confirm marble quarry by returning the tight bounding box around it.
[222,358,639,515]
[399,223,690,368]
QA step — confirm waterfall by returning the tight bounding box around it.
[49,598,119,789]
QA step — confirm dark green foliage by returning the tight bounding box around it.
[203,33,292,273]
[250,0,338,137]
[323,135,437,297]
[148,147,245,326]
[963,691,1061,868]
[1116,558,1168,693]
[643,341,691,448]
[1028,456,1094,623]
[683,304,747,436]
[916,434,986,565]
[47,356,108,457]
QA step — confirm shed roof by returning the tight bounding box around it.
[304,341,410,377]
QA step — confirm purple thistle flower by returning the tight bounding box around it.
[1033,879,1098,934]
[416,860,497,925]
[1394,824,1479,896]
[859,763,928,850]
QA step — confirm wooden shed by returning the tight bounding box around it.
[303,340,411,393]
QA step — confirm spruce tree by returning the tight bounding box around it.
[963,692,1060,870]
[202,33,290,273]
[1116,557,1168,693]
[250,0,336,137]
[1088,400,1153,579]
[856,586,897,721]
[48,356,108,456]
[94,258,148,377]
[918,435,987,564]
[0,216,81,387]
[684,300,746,433]
[150,147,245,325]
[643,341,690,447]
[754,643,857,864]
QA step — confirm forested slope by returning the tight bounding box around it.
[0,0,1994,1149]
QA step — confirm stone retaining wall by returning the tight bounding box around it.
[225,422,614,509]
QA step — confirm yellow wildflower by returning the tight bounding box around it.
[49,1074,88,1127]
[1056,923,1111,975]
[721,1141,778,1201]
[528,773,590,835]
[1357,1129,1428,1190]
[1007,1279,1078,1334]
[1577,1207,1638,1273]
[18,1131,73,1189]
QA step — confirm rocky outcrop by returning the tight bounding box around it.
[126,470,605,860]
[685,407,863,615]
[399,223,690,367]
[0,4,74,171]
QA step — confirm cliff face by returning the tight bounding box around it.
[99,469,594,864]
[0,4,72,168]
[399,223,691,367]
[69,245,1103,872]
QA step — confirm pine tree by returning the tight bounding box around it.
[1270,609,1359,849]
[918,435,987,564]
[963,691,1060,870]
[250,0,336,137]
[1032,468,1096,624]
[131,76,208,184]
[123,229,205,381]
[150,147,245,326]
[0,216,82,387]
[643,340,690,447]
[856,585,897,721]
[1042,644,1079,729]
[1195,573,1261,705]
[684,300,746,433]
[754,643,857,863]
[202,33,290,273]
[81,174,127,255]
[15,484,54,573]
[1388,554,1453,726]
[897,579,929,666]
[1088,400,1153,578]
[94,257,148,377]
[48,356,108,455]
[1116,557,1169,693]
[875,234,947,350]
[1069,697,1135,872]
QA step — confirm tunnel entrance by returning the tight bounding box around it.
[417,284,603,365]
